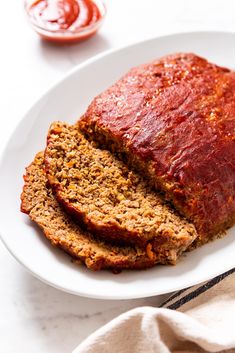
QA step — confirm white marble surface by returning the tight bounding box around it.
[1,1,235,352]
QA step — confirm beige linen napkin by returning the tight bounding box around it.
[73,269,235,353]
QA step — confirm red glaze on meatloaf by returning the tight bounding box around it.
[79,53,235,242]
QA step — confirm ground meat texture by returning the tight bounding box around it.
[20,153,186,270]
[44,122,197,259]
[79,53,235,243]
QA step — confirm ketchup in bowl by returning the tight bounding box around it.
[25,0,106,43]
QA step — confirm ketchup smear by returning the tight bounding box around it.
[28,0,102,43]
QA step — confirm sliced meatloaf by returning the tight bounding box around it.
[79,53,235,243]
[20,152,168,271]
[44,121,197,259]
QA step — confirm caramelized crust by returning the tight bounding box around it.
[79,53,235,242]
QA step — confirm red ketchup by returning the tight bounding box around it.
[27,0,104,43]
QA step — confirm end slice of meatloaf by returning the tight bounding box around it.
[79,52,235,243]
[21,152,169,271]
[44,121,197,260]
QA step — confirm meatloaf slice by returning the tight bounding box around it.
[21,152,166,271]
[79,53,235,243]
[44,121,197,260]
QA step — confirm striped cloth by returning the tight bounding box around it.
[73,269,235,353]
[161,268,235,310]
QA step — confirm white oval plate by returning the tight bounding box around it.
[0,31,235,300]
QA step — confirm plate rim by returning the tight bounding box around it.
[1,30,235,299]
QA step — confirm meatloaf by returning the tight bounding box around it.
[44,122,196,260]
[79,53,235,243]
[21,152,168,271]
